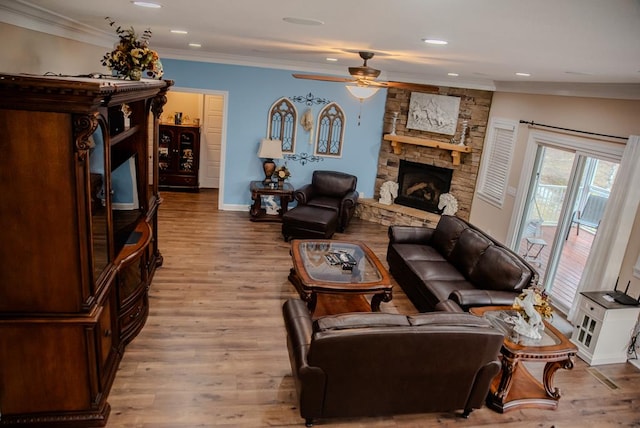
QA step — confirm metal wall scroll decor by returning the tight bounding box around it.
[289,92,331,106]
[284,152,324,166]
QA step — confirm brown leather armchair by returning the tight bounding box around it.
[294,170,358,232]
[282,299,504,426]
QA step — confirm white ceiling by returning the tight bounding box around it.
[3,0,640,94]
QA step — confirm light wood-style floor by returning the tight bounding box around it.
[106,190,640,428]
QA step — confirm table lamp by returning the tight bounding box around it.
[257,138,283,184]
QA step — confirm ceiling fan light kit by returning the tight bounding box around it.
[345,85,378,100]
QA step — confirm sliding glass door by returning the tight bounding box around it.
[515,144,618,314]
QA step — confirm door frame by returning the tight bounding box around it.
[172,86,228,209]
[507,130,624,314]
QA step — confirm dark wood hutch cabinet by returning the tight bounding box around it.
[0,74,172,427]
[158,124,201,191]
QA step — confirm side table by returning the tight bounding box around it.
[470,306,577,413]
[249,180,294,222]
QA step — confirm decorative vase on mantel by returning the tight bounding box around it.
[278,179,285,189]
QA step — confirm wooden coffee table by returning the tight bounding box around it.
[470,306,577,413]
[288,240,393,317]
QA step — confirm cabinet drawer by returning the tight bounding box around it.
[579,296,605,320]
[119,292,149,345]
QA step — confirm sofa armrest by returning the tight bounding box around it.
[449,289,520,310]
[340,189,359,208]
[434,299,465,313]
[282,299,327,420]
[294,184,315,205]
[388,225,435,244]
[283,299,313,368]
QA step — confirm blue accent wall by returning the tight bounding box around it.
[161,59,387,206]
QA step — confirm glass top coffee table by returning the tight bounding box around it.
[470,306,577,413]
[288,240,393,317]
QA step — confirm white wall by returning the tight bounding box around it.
[0,23,106,75]
[470,91,640,296]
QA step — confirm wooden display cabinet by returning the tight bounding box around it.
[0,73,172,427]
[158,124,201,191]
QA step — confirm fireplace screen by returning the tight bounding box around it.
[395,160,453,213]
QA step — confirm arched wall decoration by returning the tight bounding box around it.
[267,97,297,153]
[315,102,345,157]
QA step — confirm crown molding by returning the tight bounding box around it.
[0,0,112,48]
[495,81,640,100]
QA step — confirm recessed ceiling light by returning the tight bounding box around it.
[422,39,448,45]
[515,72,531,77]
[171,30,188,34]
[282,17,324,26]
[132,1,162,8]
[565,71,593,76]
[447,73,459,77]
[326,57,338,62]
[188,43,201,48]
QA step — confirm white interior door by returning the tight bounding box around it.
[200,95,223,188]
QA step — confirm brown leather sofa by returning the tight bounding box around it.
[283,298,504,426]
[387,215,538,312]
[293,170,359,232]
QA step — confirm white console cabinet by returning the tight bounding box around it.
[571,291,640,365]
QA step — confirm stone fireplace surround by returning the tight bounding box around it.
[355,85,493,226]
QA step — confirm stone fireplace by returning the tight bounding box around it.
[395,160,453,214]
[355,85,494,226]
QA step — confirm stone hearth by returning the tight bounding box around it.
[356,199,440,227]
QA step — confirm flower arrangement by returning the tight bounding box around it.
[101,17,163,80]
[512,286,553,321]
[274,165,291,181]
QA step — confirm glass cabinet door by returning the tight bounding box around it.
[179,130,195,172]
[89,126,109,280]
[159,128,171,172]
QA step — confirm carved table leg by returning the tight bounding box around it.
[492,355,517,406]
[288,268,315,312]
[543,356,574,399]
[370,290,393,312]
[249,191,262,218]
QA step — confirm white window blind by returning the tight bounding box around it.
[477,118,517,208]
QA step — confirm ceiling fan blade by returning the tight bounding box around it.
[292,73,356,83]
[384,81,440,92]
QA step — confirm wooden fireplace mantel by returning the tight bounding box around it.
[383,134,472,165]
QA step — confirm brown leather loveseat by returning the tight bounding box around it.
[283,298,504,426]
[387,215,538,312]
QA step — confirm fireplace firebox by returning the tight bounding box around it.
[395,160,453,213]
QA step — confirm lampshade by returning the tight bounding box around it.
[346,85,379,100]
[257,138,283,159]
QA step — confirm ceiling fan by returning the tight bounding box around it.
[292,51,436,92]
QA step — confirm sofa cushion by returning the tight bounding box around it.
[470,246,532,291]
[307,196,341,212]
[411,260,466,282]
[448,228,492,278]
[408,312,493,328]
[313,313,410,332]
[389,244,446,262]
[431,215,467,258]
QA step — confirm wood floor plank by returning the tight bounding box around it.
[106,190,640,427]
